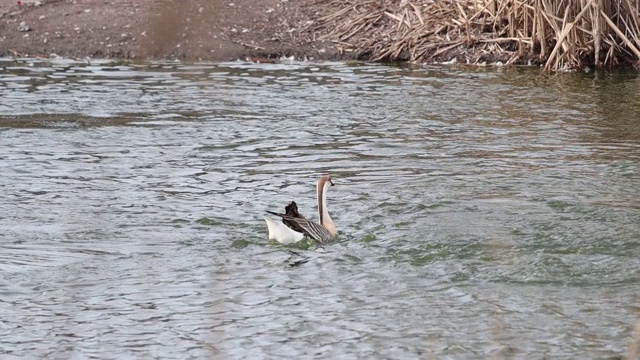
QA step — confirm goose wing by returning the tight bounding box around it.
[266,201,307,234]
[278,215,331,242]
[266,201,331,242]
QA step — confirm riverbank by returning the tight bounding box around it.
[0,0,344,62]
[2,0,640,70]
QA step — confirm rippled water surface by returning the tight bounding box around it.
[1,58,639,359]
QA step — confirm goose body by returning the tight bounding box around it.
[265,175,337,244]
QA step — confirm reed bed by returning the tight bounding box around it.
[301,0,640,70]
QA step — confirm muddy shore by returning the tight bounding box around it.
[2,0,639,70]
[0,0,346,61]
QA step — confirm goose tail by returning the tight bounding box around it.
[264,217,304,245]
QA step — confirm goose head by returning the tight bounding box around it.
[317,174,334,191]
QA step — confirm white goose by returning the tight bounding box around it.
[264,175,337,244]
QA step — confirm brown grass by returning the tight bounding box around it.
[300,0,640,71]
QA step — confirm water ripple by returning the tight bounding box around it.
[0,59,639,358]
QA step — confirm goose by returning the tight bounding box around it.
[264,175,337,244]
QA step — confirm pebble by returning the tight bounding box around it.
[19,21,31,32]
[39,15,45,20]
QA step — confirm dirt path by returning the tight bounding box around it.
[0,0,343,61]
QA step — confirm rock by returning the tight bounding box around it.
[19,21,31,32]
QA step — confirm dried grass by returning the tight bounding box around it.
[301,0,640,71]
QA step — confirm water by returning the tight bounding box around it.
[0,59,639,359]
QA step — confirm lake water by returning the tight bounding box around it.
[0,59,639,359]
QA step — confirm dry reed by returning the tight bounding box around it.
[300,0,640,71]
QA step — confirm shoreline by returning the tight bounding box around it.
[2,0,639,70]
[0,0,351,63]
